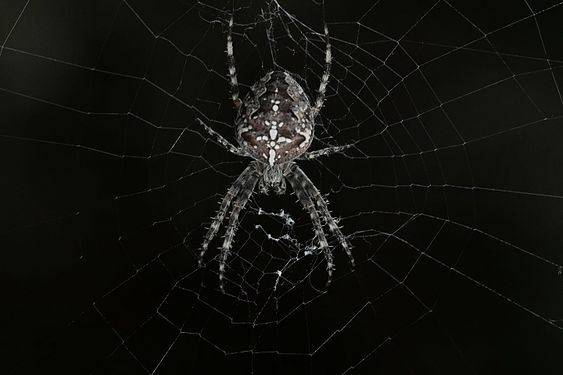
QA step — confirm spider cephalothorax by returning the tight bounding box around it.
[198,17,355,291]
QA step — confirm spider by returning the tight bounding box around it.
[198,17,355,291]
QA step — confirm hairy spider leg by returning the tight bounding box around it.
[292,166,355,268]
[199,164,255,265]
[288,169,334,286]
[197,118,245,156]
[301,144,353,160]
[218,170,259,292]
[226,17,242,109]
[312,24,332,118]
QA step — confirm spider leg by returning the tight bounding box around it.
[218,169,259,292]
[292,166,355,269]
[312,24,332,118]
[199,164,255,265]
[300,144,352,160]
[226,17,242,109]
[197,118,245,157]
[287,169,334,286]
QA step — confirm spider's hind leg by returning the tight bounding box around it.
[312,24,332,118]
[226,17,242,109]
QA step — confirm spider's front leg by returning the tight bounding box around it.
[197,118,246,157]
[287,169,335,286]
[199,164,256,264]
[218,170,259,292]
[292,166,355,269]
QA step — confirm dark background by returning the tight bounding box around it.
[1,0,563,374]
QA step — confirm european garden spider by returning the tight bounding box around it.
[199,18,355,291]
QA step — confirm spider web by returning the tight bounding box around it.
[2,0,563,373]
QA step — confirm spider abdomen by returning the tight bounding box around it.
[236,71,314,165]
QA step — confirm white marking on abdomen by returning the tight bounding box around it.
[268,149,276,165]
[238,125,250,137]
[269,129,278,140]
[297,126,311,148]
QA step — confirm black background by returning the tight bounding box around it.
[1,0,563,374]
